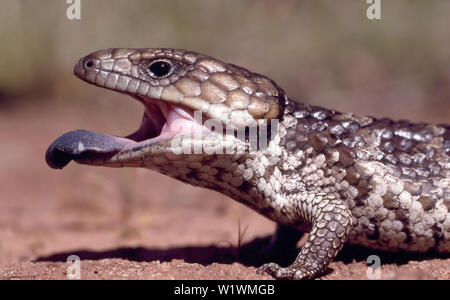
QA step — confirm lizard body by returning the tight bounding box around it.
[46,48,449,279]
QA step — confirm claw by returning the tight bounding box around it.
[259,263,300,280]
[259,263,316,280]
[258,262,281,276]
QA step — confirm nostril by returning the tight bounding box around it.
[85,60,94,68]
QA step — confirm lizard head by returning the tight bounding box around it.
[46,48,288,190]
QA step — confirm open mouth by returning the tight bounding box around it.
[46,48,276,169]
[45,96,204,169]
[126,95,198,144]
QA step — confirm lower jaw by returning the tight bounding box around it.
[45,95,212,169]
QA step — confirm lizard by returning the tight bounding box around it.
[45,48,450,280]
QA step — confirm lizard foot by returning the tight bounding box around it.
[258,262,316,280]
[259,198,353,280]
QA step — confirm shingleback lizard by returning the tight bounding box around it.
[46,48,450,280]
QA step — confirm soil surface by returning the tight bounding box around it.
[0,101,448,280]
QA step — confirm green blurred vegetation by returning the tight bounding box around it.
[0,0,449,120]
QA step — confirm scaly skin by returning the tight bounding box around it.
[46,48,450,280]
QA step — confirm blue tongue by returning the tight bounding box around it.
[45,129,130,169]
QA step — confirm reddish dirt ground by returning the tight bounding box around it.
[0,101,448,280]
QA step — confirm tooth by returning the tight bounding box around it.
[174,106,194,120]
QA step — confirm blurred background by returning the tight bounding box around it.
[0,0,449,278]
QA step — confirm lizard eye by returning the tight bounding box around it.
[147,59,174,78]
[85,60,94,68]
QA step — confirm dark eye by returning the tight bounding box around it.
[147,59,174,78]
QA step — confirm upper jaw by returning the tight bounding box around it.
[73,48,284,129]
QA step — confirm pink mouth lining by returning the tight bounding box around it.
[120,98,211,152]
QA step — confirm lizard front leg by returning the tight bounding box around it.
[260,196,353,280]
